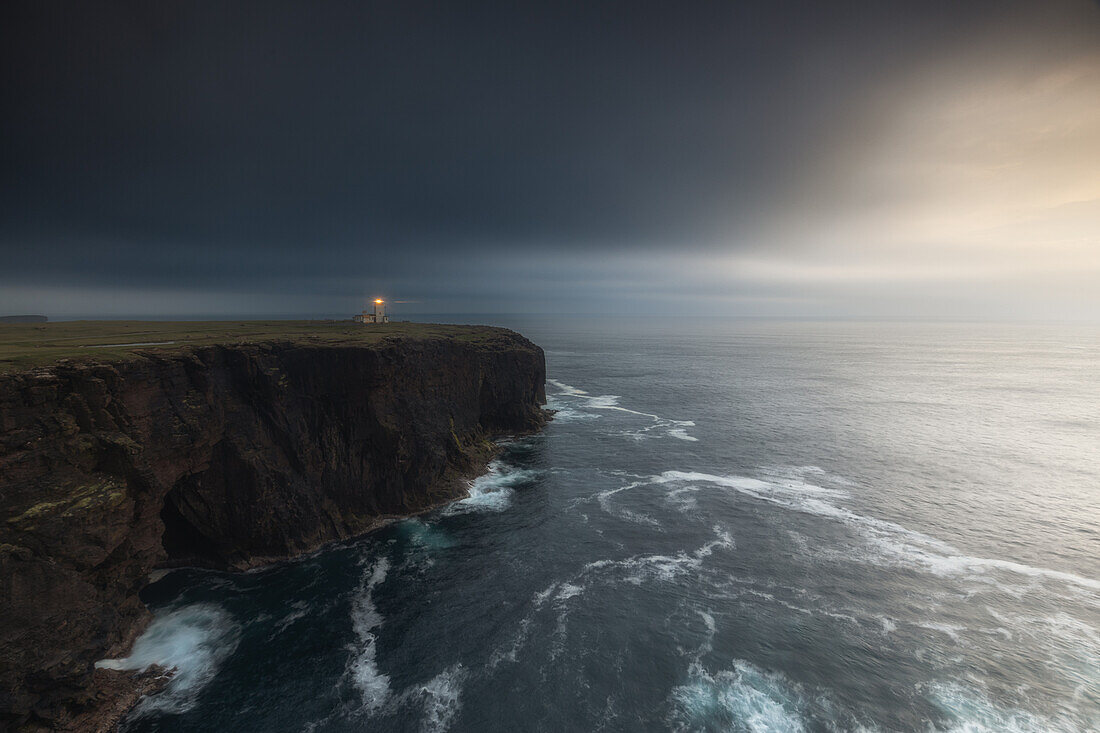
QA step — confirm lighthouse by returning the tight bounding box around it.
[353,298,389,324]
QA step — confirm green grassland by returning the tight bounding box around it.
[0,320,509,374]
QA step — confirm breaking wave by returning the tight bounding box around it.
[443,459,541,515]
[97,604,239,716]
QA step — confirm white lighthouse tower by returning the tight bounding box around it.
[354,298,389,324]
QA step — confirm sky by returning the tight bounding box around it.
[2,0,1099,320]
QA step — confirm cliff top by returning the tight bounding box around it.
[0,320,528,374]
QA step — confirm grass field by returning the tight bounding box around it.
[0,320,506,374]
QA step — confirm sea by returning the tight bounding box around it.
[105,318,1100,732]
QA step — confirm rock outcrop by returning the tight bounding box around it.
[0,327,546,730]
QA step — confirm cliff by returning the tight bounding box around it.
[0,323,547,730]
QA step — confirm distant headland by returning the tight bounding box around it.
[0,314,47,324]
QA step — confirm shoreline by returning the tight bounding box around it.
[79,423,550,730]
[1,327,548,729]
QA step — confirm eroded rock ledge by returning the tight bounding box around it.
[0,326,546,730]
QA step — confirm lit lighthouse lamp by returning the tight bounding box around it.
[353,298,389,324]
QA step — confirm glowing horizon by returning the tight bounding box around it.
[1,0,1097,320]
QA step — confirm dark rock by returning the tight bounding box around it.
[0,329,547,729]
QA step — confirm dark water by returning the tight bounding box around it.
[108,319,1100,732]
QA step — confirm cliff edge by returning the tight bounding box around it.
[0,322,547,730]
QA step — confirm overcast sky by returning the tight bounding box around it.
[2,0,1098,319]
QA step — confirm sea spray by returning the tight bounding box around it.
[442,460,542,515]
[96,604,239,716]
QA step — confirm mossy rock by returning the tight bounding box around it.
[6,479,128,529]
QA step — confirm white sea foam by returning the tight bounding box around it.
[626,470,1100,594]
[399,518,455,551]
[665,486,700,512]
[670,660,808,733]
[346,556,470,728]
[548,407,601,422]
[681,608,718,663]
[270,599,311,637]
[493,567,590,670]
[928,682,1082,733]
[581,526,734,586]
[511,531,735,665]
[595,481,663,526]
[586,394,622,409]
[534,581,560,607]
[547,378,589,396]
[348,556,392,712]
[547,378,698,441]
[443,460,540,515]
[95,603,239,715]
[487,614,535,669]
[556,583,584,602]
[914,622,967,644]
[980,609,1100,709]
[410,665,466,733]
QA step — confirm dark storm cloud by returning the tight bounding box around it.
[1,0,1097,316]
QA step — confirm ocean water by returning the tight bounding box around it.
[112,319,1100,732]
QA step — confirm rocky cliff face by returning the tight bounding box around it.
[0,329,546,730]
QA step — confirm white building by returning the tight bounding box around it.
[353,299,389,324]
